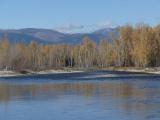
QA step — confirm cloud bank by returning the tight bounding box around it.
[55,21,116,33]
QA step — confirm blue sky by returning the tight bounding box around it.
[0,0,160,33]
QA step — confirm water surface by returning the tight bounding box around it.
[0,71,160,120]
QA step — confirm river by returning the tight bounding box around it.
[0,71,160,120]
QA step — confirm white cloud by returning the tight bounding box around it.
[55,21,117,33]
[55,24,84,33]
[96,21,116,29]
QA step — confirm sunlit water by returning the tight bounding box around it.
[0,71,160,120]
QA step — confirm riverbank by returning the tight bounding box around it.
[0,69,84,77]
[0,67,160,77]
[109,67,160,74]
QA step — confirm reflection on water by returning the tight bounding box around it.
[0,72,160,120]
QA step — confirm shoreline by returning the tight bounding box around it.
[0,67,160,78]
[111,67,160,74]
[0,69,84,77]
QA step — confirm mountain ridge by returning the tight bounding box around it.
[0,27,118,44]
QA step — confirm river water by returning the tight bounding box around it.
[0,71,160,120]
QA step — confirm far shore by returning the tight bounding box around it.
[0,67,160,78]
[0,69,84,77]
[111,67,160,74]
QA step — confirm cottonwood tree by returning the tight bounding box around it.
[98,39,113,67]
[119,25,134,67]
[0,39,10,70]
[80,36,97,68]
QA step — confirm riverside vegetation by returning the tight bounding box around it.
[1,23,160,72]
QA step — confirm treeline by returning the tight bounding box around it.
[1,23,160,71]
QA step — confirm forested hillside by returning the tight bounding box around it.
[0,24,160,71]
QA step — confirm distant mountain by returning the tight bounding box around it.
[0,28,119,44]
[19,28,66,43]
